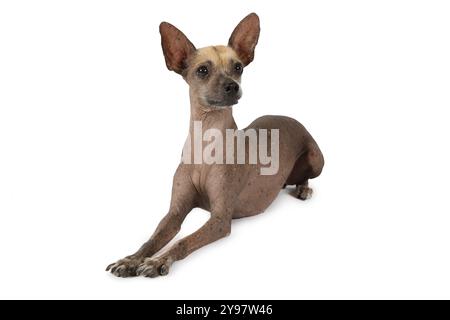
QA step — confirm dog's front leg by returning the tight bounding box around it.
[135,201,233,278]
[107,165,198,277]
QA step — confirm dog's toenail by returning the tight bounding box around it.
[159,264,169,276]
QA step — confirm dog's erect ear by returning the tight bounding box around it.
[228,13,260,66]
[160,22,196,74]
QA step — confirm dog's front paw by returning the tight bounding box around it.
[136,257,173,278]
[106,256,143,278]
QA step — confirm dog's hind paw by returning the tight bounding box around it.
[106,256,143,278]
[296,184,313,200]
[136,257,173,278]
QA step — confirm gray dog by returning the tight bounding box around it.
[107,13,324,278]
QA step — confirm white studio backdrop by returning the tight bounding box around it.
[0,1,450,299]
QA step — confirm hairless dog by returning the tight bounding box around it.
[107,13,324,278]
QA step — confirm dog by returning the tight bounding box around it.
[106,13,324,278]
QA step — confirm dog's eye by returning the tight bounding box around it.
[234,63,243,74]
[196,66,209,78]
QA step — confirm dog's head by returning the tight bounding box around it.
[159,13,260,107]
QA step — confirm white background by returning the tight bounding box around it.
[1,1,450,299]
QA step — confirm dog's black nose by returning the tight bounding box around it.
[224,81,239,94]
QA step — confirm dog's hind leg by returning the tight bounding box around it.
[286,143,324,200]
[106,165,198,277]
[296,180,313,200]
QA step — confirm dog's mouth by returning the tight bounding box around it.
[207,98,239,107]
[206,93,241,107]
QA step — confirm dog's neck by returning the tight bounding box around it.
[189,91,238,134]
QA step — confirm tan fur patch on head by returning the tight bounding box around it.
[184,45,243,107]
[190,45,240,70]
